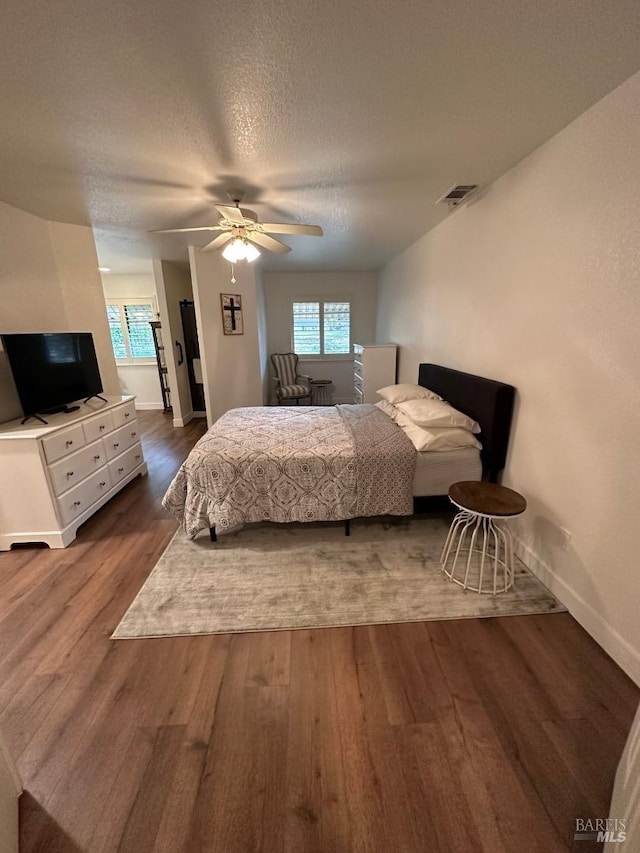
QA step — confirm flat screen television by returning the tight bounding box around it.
[2,332,103,420]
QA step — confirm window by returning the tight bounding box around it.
[292,300,351,356]
[106,299,157,362]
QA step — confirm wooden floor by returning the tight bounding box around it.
[0,412,637,853]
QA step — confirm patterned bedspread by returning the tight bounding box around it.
[162,404,416,538]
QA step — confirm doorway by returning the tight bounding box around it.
[180,299,206,413]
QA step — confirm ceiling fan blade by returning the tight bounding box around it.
[248,232,291,254]
[215,204,246,224]
[258,223,323,236]
[149,225,225,233]
[202,232,234,252]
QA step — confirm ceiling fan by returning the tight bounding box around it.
[150,191,323,264]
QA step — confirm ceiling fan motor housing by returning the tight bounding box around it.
[224,207,257,224]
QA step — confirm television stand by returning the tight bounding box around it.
[21,413,49,426]
[84,394,108,404]
[21,403,82,425]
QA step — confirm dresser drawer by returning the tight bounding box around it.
[56,468,111,527]
[48,439,107,497]
[83,411,115,444]
[41,423,86,464]
[111,400,137,429]
[103,422,141,461]
[109,443,144,485]
[82,467,113,507]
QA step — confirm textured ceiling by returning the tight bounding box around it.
[1,0,640,273]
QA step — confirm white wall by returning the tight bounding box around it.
[153,259,197,425]
[0,201,119,423]
[255,268,270,405]
[50,221,120,399]
[111,364,160,409]
[101,273,163,409]
[100,273,156,301]
[376,70,640,684]
[264,271,379,403]
[188,246,262,425]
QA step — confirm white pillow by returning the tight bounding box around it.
[395,411,482,452]
[376,383,442,405]
[375,400,401,421]
[396,398,481,434]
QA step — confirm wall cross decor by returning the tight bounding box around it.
[220,293,244,335]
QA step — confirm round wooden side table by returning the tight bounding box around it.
[441,481,527,595]
[310,379,333,406]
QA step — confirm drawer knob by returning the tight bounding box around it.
[73,500,81,507]
[66,440,74,447]
[93,455,101,461]
[124,412,131,418]
[135,454,141,461]
[131,431,137,438]
[99,425,106,431]
[99,481,106,487]
[117,467,124,474]
[113,442,119,448]
[66,471,74,478]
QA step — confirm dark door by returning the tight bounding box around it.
[179,300,206,413]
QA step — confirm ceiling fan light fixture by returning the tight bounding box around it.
[244,241,260,263]
[222,236,260,263]
[153,195,321,261]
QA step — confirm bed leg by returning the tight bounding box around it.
[344,520,351,537]
[209,527,217,543]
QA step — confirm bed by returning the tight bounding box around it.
[162,363,515,539]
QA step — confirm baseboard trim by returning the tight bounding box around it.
[134,403,165,411]
[173,411,194,428]
[513,536,640,686]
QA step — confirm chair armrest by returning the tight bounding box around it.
[271,376,283,404]
[297,374,312,383]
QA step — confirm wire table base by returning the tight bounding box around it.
[441,508,518,595]
[310,380,333,406]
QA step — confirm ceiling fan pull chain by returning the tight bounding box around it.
[230,262,236,285]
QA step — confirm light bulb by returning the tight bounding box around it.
[244,242,260,262]
[222,238,247,263]
[222,237,261,263]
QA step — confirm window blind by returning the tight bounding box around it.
[293,302,321,354]
[323,301,350,354]
[107,304,127,359]
[124,304,155,359]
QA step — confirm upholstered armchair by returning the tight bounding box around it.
[270,352,312,405]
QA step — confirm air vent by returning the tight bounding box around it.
[436,184,478,207]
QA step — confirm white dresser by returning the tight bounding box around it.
[353,344,397,403]
[0,396,147,550]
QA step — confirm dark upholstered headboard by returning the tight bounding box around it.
[417,363,515,482]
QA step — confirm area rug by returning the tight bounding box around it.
[112,517,565,639]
